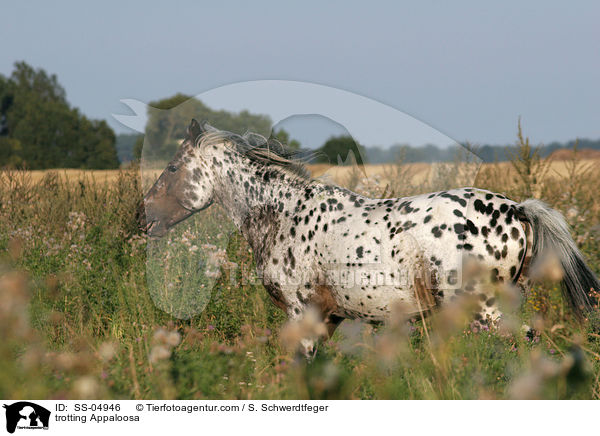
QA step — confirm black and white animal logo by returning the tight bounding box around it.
[3,402,50,433]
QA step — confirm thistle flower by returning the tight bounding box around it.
[149,327,181,363]
[73,376,100,399]
[149,345,171,363]
[98,342,117,362]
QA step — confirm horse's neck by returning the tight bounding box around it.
[213,158,309,230]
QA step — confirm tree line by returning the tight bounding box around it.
[364,139,600,164]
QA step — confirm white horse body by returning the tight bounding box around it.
[256,184,526,324]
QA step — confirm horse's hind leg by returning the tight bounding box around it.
[326,314,344,337]
[458,275,505,331]
[472,292,504,331]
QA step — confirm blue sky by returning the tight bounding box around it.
[2,1,599,148]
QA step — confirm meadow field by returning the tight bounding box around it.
[1,141,600,400]
[24,157,600,188]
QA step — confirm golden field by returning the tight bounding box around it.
[24,157,600,189]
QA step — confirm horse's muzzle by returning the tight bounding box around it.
[137,201,168,238]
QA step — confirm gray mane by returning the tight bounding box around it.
[198,123,310,179]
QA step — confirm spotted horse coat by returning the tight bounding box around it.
[140,120,600,358]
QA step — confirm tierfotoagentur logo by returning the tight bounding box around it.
[2,402,50,433]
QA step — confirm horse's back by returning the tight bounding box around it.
[318,187,527,320]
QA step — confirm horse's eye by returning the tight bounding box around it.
[167,165,178,173]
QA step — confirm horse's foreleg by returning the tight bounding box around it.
[286,283,341,360]
[297,313,343,360]
[284,307,320,360]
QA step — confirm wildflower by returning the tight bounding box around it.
[165,331,181,347]
[20,346,44,370]
[508,373,543,400]
[338,320,366,355]
[51,352,77,371]
[98,342,117,361]
[73,376,100,399]
[153,328,169,344]
[530,253,564,282]
[149,327,181,364]
[149,345,171,363]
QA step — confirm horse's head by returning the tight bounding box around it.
[139,119,215,238]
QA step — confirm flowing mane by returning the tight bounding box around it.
[197,123,310,179]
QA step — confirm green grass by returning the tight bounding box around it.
[1,131,600,400]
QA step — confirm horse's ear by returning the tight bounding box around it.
[187,119,203,144]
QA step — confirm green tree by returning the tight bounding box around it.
[315,135,366,165]
[271,128,300,151]
[141,94,281,161]
[115,133,142,163]
[133,135,144,161]
[0,61,119,169]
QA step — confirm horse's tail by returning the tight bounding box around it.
[516,199,599,318]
